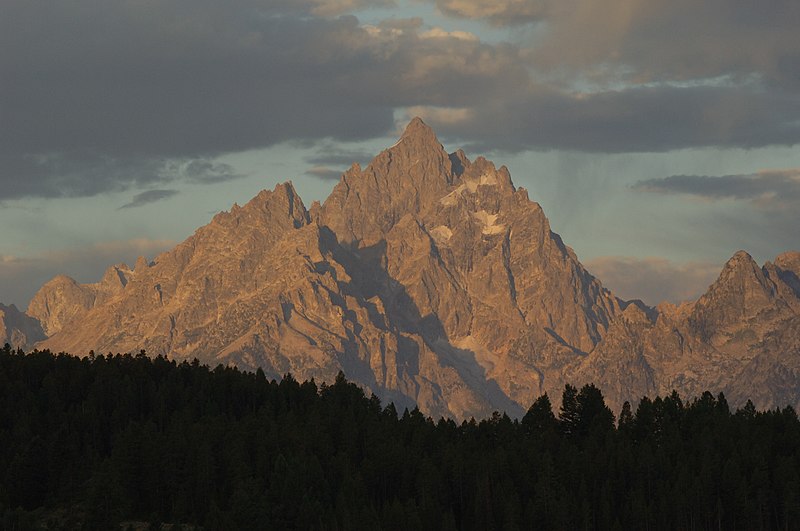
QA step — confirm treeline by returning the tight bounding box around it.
[1,346,799,530]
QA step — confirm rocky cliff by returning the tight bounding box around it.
[14,118,800,418]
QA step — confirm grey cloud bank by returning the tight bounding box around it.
[429,0,800,90]
[634,170,800,209]
[418,85,800,153]
[3,0,800,201]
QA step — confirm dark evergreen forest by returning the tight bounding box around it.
[1,345,799,530]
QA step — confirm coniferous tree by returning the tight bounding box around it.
[559,384,580,437]
[522,393,557,436]
[576,383,615,437]
[618,401,633,433]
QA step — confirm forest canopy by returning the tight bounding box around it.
[1,345,799,530]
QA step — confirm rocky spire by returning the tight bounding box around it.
[318,117,456,246]
[387,116,449,168]
[399,116,439,144]
[689,250,776,339]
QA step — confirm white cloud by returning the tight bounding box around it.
[419,27,478,41]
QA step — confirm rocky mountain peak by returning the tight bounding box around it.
[100,263,132,291]
[726,249,757,267]
[246,181,307,226]
[318,119,456,246]
[207,181,309,244]
[383,117,450,173]
[716,250,769,290]
[399,116,437,143]
[134,256,150,273]
[26,275,95,337]
[775,251,800,275]
[689,250,777,340]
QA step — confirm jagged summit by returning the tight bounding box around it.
[711,250,771,296]
[318,118,456,246]
[725,249,757,268]
[399,116,439,142]
[135,255,150,272]
[775,251,800,273]
[13,118,800,417]
[687,250,777,339]
[385,116,449,170]
[699,250,774,305]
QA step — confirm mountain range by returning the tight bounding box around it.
[3,118,799,418]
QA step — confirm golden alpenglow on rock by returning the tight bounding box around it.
[20,120,800,418]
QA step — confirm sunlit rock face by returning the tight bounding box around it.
[21,119,800,418]
[575,250,800,413]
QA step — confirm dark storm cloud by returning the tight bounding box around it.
[430,0,800,90]
[181,160,243,184]
[0,153,173,200]
[118,190,179,210]
[536,0,800,90]
[3,0,800,201]
[421,0,800,154]
[421,84,800,153]
[0,154,243,201]
[633,170,800,209]
[0,2,525,199]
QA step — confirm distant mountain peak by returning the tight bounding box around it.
[318,118,455,246]
[775,251,800,273]
[387,117,448,164]
[212,180,309,232]
[688,250,780,343]
[400,116,437,142]
[716,250,767,287]
[726,249,756,266]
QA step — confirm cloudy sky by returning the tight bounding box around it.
[1,0,799,307]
